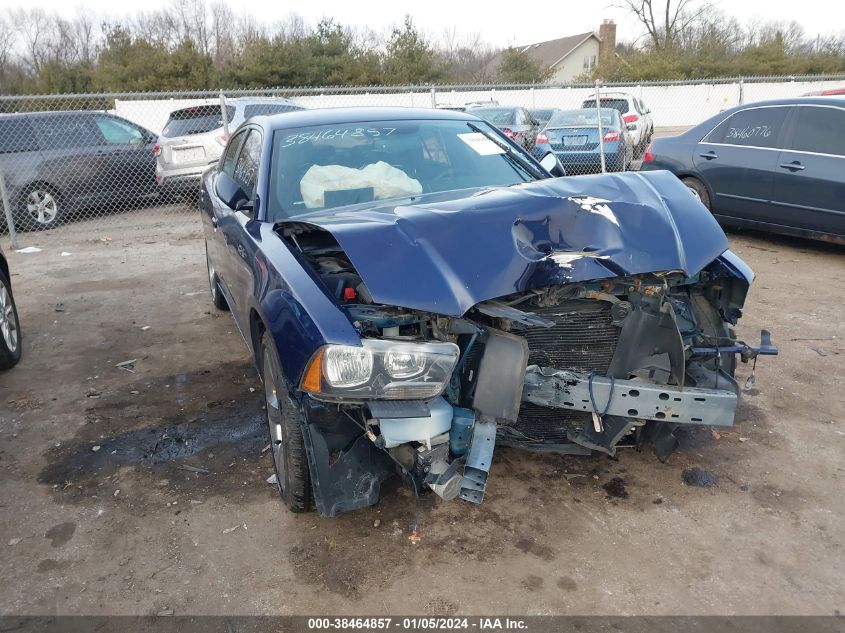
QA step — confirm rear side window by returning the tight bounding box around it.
[233,130,262,198]
[242,104,301,119]
[220,131,247,176]
[162,105,235,138]
[34,115,101,150]
[789,106,845,156]
[704,107,791,148]
[0,117,39,154]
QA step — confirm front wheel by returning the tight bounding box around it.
[261,332,312,513]
[0,268,22,370]
[682,177,712,211]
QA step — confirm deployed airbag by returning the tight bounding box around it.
[300,161,423,209]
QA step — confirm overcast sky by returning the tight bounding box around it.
[11,0,845,47]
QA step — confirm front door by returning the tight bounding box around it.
[770,104,845,237]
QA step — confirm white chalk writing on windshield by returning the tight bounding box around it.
[280,127,397,148]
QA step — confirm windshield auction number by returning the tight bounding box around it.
[281,127,397,147]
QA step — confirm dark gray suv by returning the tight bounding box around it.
[0,111,157,231]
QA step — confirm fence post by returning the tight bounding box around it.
[430,86,436,108]
[220,92,230,136]
[738,77,744,105]
[594,80,606,174]
[0,168,19,250]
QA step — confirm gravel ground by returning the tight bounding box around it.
[0,214,843,616]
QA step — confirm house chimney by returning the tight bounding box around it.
[599,19,617,60]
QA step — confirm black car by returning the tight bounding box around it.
[467,106,541,150]
[0,243,21,369]
[0,111,158,231]
[641,97,845,243]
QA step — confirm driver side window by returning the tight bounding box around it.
[233,130,262,200]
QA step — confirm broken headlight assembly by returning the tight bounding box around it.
[301,339,459,401]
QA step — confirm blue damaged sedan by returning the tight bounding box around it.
[200,107,776,516]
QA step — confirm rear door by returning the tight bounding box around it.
[692,105,792,222]
[215,129,263,328]
[206,129,248,300]
[33,113,108,206]
[771,104,845,237]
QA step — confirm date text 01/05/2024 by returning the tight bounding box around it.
[306,617,529,630]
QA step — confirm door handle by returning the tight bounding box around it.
[779,161,805,171]
[698,151,718,160]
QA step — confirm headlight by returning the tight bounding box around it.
[301,339,459,401]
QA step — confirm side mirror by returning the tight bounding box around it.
[539,152,566,178]
[215,171,249,210]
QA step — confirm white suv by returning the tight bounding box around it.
[155,98,303,197]
[581,92,654,155]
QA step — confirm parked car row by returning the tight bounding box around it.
[0,98,304,231]
[464,92,654,175]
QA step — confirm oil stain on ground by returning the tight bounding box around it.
[39,364,268,501]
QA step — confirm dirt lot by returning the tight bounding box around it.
[0,215,843,616]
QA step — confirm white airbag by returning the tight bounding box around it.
[300,161,422,209]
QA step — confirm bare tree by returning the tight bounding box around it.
[0,15,16,71]
[617,0,713,49]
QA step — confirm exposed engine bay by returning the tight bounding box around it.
[278,224,778,516]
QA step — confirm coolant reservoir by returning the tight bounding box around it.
[378,397,453,448]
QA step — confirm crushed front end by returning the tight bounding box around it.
[280,227,777,515]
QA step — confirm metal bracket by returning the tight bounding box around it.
[459,418,496,504]
[523,367,738,427]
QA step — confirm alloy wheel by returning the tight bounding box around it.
[263,352,287,492]
[26,189,59,225]
[0,281,18,353]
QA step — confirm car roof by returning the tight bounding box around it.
[251,106,484,130]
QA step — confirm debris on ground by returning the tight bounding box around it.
[266,473,277,485]
[140,326,151,331]
[113,489,120,497]
[15,246,42,253]
[739,437,751,442]
[92,445,101,452]
[408,529,422,545]
[261,444,271,455]
[223,524,247,535]
[115,359,137,373]
[682,467,718,487]
[10,395,42,411]
[54,303,65,312]
[602,477,629,499]
[8,538,22,546]
[373,519,381,528]
[86,389,101,399]
[156,608,174,617]
[177,464,210,475]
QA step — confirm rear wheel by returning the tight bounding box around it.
[0,269,22,370]
[18,185,61,231]
[261,331,311,513]
[682,177,711,211]
[205,242,228,311]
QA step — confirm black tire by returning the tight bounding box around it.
[17,184,62,231]
[682,177,711,211]
[261,331,312,512]
[0,268,22,370]
[205,243,229,311]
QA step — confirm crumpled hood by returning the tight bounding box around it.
[281,170,729,316]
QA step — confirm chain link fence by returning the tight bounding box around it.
[1,74,844,249]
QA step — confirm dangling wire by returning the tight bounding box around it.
[588,372,616,419]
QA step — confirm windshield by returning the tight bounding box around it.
[268,119,540,220]
[469,108,517,126]
[548,109,617,128]
[162,105,234,138]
